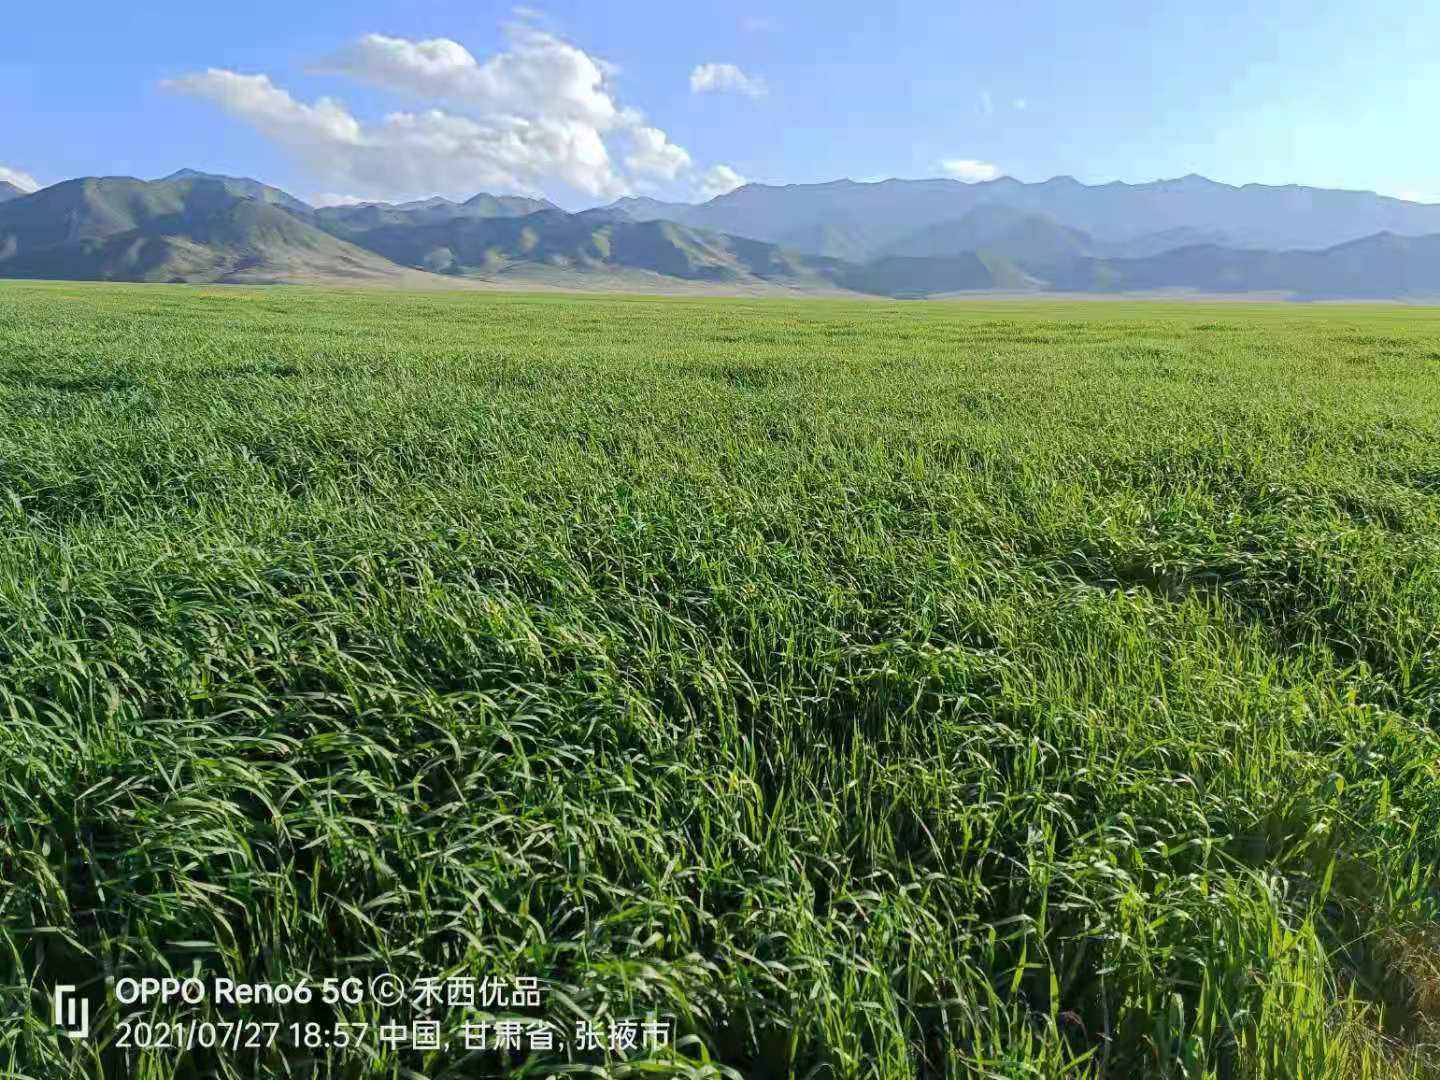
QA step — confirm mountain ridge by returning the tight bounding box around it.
[3,170,1440,299]
[608,174,1440,259]
[315,205,849,289]
[0,176,422,284]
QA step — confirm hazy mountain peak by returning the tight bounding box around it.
[148,169,314,215]
[620,170,1440,259]
[462,191,558,214]
[604,195,692,222]
[1145,174,1231,192]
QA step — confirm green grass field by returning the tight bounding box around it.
[2,281,1438,1079]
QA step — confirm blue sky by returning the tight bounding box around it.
[3,0,1437,207]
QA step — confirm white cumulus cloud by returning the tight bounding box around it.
[689,63,767,98]
[164,68,622,199]
[318,28,620,129]
[0,165,40,192]
[697,164,746,200]
[625,124,692,181]
[165,23,718,204]
[940,158,1002,183]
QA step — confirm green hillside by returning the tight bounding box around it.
[881,204,1094,266]
[0,176,418,283]
[329,208,849,287]
[773,218,895,261]
[1050,232,1440,298]
[158,168,314,215]
[835,252,1005,295]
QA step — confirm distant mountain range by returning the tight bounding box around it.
[2,169,1440,299]
[616,174,1440,258]
[315,191,557,232]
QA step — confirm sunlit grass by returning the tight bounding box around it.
[1,281,1438,1078]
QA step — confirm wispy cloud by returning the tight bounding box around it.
[0,165,39,192]
[980,91,994,116]
[312,192,371,207]
[1013,97,1028,111]
[940,158,1001,182]
[697,164,746,200]
[690,62,768,98]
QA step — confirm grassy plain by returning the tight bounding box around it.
[1,281,1438,1079]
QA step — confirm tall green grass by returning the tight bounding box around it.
[1,281,1438,1078]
